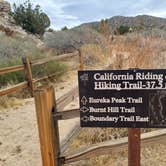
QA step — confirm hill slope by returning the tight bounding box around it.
[44,15,166,53]
[83,15,166,31]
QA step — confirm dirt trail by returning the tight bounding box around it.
[0,70,80,166]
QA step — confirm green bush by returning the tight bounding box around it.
[11,0,50,36]
[32,61,67,78]
[0,59,24,87]
[0,60,67,87]
[61,26,68,31]
[117,25,130,34]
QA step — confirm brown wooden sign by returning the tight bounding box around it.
[78,69,166,128]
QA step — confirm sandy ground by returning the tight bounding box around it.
[0,99,42,166]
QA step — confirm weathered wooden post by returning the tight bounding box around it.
[78,49,84,70]
[128,128,140,166]
[22,57,34,96]
[34,86,61,166]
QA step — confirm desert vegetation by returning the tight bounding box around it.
[110,33,166,69]
[10,0,50,36]
[2,0,166,165]
[64,32,166,165]
[0,32,67,88]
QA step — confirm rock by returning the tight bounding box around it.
[0,0,11,13]
[0,0,11,19]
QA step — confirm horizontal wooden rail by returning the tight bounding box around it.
[34,73,59,83]
[62,129,166,164]
[0,65,24,75]
[61,126,81,154]
[0,81,28,96]
[34,65,78,84]
[0,51,78,76]
[54,108,80,120]
[32,51,79,66]
[56,87,78,111]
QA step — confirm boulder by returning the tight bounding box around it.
[0,0,11,17]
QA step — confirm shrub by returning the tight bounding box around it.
[32,61,67,79]
[0,59,67,87]
[61,26,68,31]
[117,25,130,34]
[44,26,107,54]
[0,34,42,61]
[0,58,24,87]
[0,53,67,88]
[11,0,50,36]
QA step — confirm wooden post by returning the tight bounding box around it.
[128,128,141,166]
[22,57,34,96]
[78,49,84,70]
[34,86,61,166]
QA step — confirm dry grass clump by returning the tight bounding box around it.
[67,152,127,166]
[69,128,127,150]
[0,96,23,111]
[110,34,166,69]
[81,44,110,69]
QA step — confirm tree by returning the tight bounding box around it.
[117,25,130,35]
[61,26,68,31]
[11,0,50,36]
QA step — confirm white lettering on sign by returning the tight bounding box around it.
[94,82,122,90]
[135,72,163,81]
[89,97,110,103]
[93,72,166,90]
[94,73,134,81]
[89,116,119,123]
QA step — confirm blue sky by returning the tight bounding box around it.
[8,0,166,30]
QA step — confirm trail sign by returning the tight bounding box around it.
[78,69,166,128]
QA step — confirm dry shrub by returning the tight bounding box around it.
[69,128,128,150]
[110,34,166,69]
[0,96,23,111]
[67,127,154,166]
[81,44,109,68]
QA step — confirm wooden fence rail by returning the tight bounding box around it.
[61,129,166,164]
[0,51,79,97]
[32,51,79,66]
[0,65,24,75]
[0,51,79,76]
[54,108,79,120]
[0,82,28,96]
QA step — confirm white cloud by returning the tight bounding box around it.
[7,0,166,30]
[146,10,166,18]
[8,0,80,29]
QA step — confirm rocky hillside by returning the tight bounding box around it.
[0,0,45,62]
[44,15,166,53]
[83,15,166,32]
